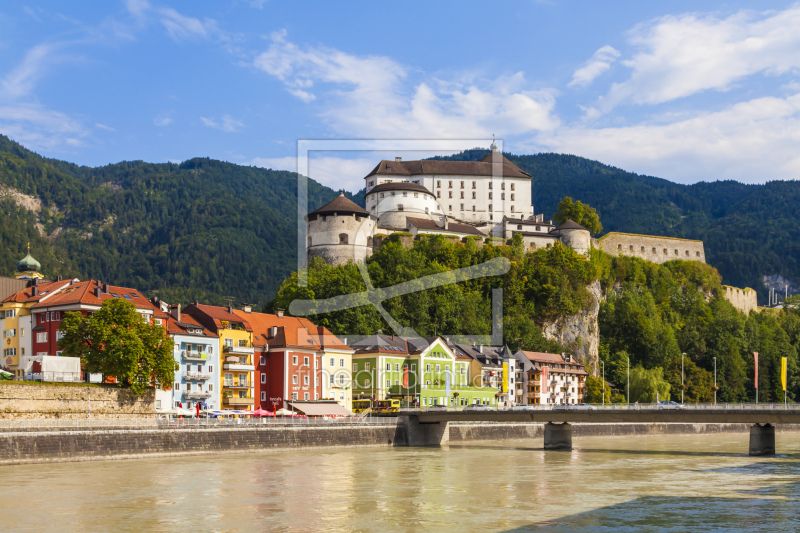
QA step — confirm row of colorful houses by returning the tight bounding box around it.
[1,249,587,413]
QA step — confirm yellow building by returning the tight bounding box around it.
[184,303,255,410]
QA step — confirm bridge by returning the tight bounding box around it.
[397,404,800,456]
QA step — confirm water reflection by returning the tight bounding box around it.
[0,432,798,532]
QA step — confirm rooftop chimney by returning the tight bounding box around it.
[395,156,402,162]
[31,285,37,297]
[94,286,102,298]
[227,305,233,314]
[275,308,284,319]
[56,275,62,281]
[268,326,278,339]
[242,305,252,314]
[170,303,181,323]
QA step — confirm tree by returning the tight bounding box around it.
[584,374,611,404]
[628,366,671,403]
[553,196,603,235]
[59,298,177,395]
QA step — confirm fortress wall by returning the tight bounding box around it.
[597,232,706,264]
[723,285,758,314]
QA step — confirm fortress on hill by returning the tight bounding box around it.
[305,143,756,313]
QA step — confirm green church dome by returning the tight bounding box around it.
[17,247,41,273]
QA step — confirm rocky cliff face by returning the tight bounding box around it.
[541,280,602,373]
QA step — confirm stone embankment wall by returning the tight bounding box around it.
[722,285,758,314]
[0,383,155,419]
[0,425,402,465]
[597,232,706,264]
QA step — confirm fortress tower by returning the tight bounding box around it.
[306,192,376,266]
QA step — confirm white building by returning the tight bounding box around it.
[513,351,587,405]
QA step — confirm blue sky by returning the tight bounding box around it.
[2,1,800,192]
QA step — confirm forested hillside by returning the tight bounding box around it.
[437,150,800,302]
[0,135,345,306]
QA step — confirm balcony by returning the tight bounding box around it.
[550,380,558,386]
[181,351,207,361]
[223,363,255,372]
[223,345,254,356]
[223,396,252,406]
[184,391,212,399]
[184,372,211,381]
[527,392,540,398]
[224,383,252,389]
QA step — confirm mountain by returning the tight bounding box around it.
[435,150,799,303]
[0,135,347,307]
[1,136,796,307]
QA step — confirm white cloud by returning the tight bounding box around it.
[253,31,559,139]
[200,114,243,132]
[598,6,800,112]
[158,7,218,41]
[95,123,115,131]
[0,43,59,100]
[154,114,173,127]
[249,155,377,192]
[125,0,150,19]
[569,45,620,88]
[538,93,800,183]
[0,103,88,152]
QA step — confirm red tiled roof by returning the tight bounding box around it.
[30,280,166,316]
[406,217,485,236]
[2,279,73,304]
[166,313,217,337]
[520,351,588,374]
[233,310,352,351]
[187,303,254,332]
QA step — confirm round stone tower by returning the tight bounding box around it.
[555,220,591,256]
[365,182,443,231]
[306,192,376,266]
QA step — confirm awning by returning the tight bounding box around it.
[287,402,353,417]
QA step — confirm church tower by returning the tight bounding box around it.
[15,244,43,280]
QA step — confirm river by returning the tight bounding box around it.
[1,431,799,532]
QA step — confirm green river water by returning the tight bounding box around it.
[1,431,799,532]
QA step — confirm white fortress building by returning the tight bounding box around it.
[306,142,591,266]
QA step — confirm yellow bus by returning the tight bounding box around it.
[352,399,401,414]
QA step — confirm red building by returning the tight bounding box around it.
[30,280,170,357]
[232,308,352,411]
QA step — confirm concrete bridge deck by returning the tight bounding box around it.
[397,404,800,456]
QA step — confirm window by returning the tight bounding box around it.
[386,379,391,388]
[224,338,233,348]
[489,204,493,211]
[501,193,505,200]
[292,392,298,400]
[394,363,400,371]
[489,182,493,189]
[448,205,452,211]
[460,204,464,211]
[488,192,493,200]
[386,363,391,371]
[304,356,309,366]
[365,379,371,387]
[511,183,515,191]
[472,181,476,189]
[340,391,345,400]
[174,383,180,391]
[154,318,162,326]
[304,375,309,385]
[435,364,440,373]
[425,364,431,373]
[437,191,441,198]
[353,363,358,372]
[3,310,15,318]
[411,364,416,372]
[36,332,48,343]
[56,331,64,341]
[696,251,701,257]
[339,358,345,368]
[436,180,441,188]
[293,355,298,365]
[3,329,15,338]
[339,233,349,245]
[365,363,370,371]
[208,365,213,373]
[261,392,266,402]
[261,374,266,384]
[511,194,515,201]
[472,192,476,199]
[224,373,233,386]
[674,249,679,255]
[448,180,452,188]
[260,356,266,365]
[460,181,464,188]
[460,191,464,199]
[338,374,345,385]
[397,204,404,211]
[330,374,335,385]
[293,375,298,384]
[501,183,506,190]
[304,393,309,401]
[186,364,191,372]
[448,191,452,198]
[330,357,335,367]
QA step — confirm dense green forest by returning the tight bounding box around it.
[2,135,799,308]
[0,135,346,306]
[273,235,799,404]
[435,149,799,303]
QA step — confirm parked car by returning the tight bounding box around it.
[466,405,494,411]
[427,405,447,410]
[511,405,536,411]
[657,401,685,410]
[551,403,597,411]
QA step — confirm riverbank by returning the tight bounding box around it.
[2,421,798,466]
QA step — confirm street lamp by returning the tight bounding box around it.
[713,357,717,405]
[627,356,630,404]
[681,353,685,405]
[601,361,605,406]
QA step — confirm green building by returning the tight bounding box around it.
[350,334,499,408]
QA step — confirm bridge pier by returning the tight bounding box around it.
[400,415,450,446]
[544,422,572,451]
[749,423,776,456]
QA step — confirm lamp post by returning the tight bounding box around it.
[681,353,685,405]
[713,357,717,405]
[601,361,605,406]
[627,356,630,405]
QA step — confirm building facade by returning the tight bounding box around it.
[513,351,588,405]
